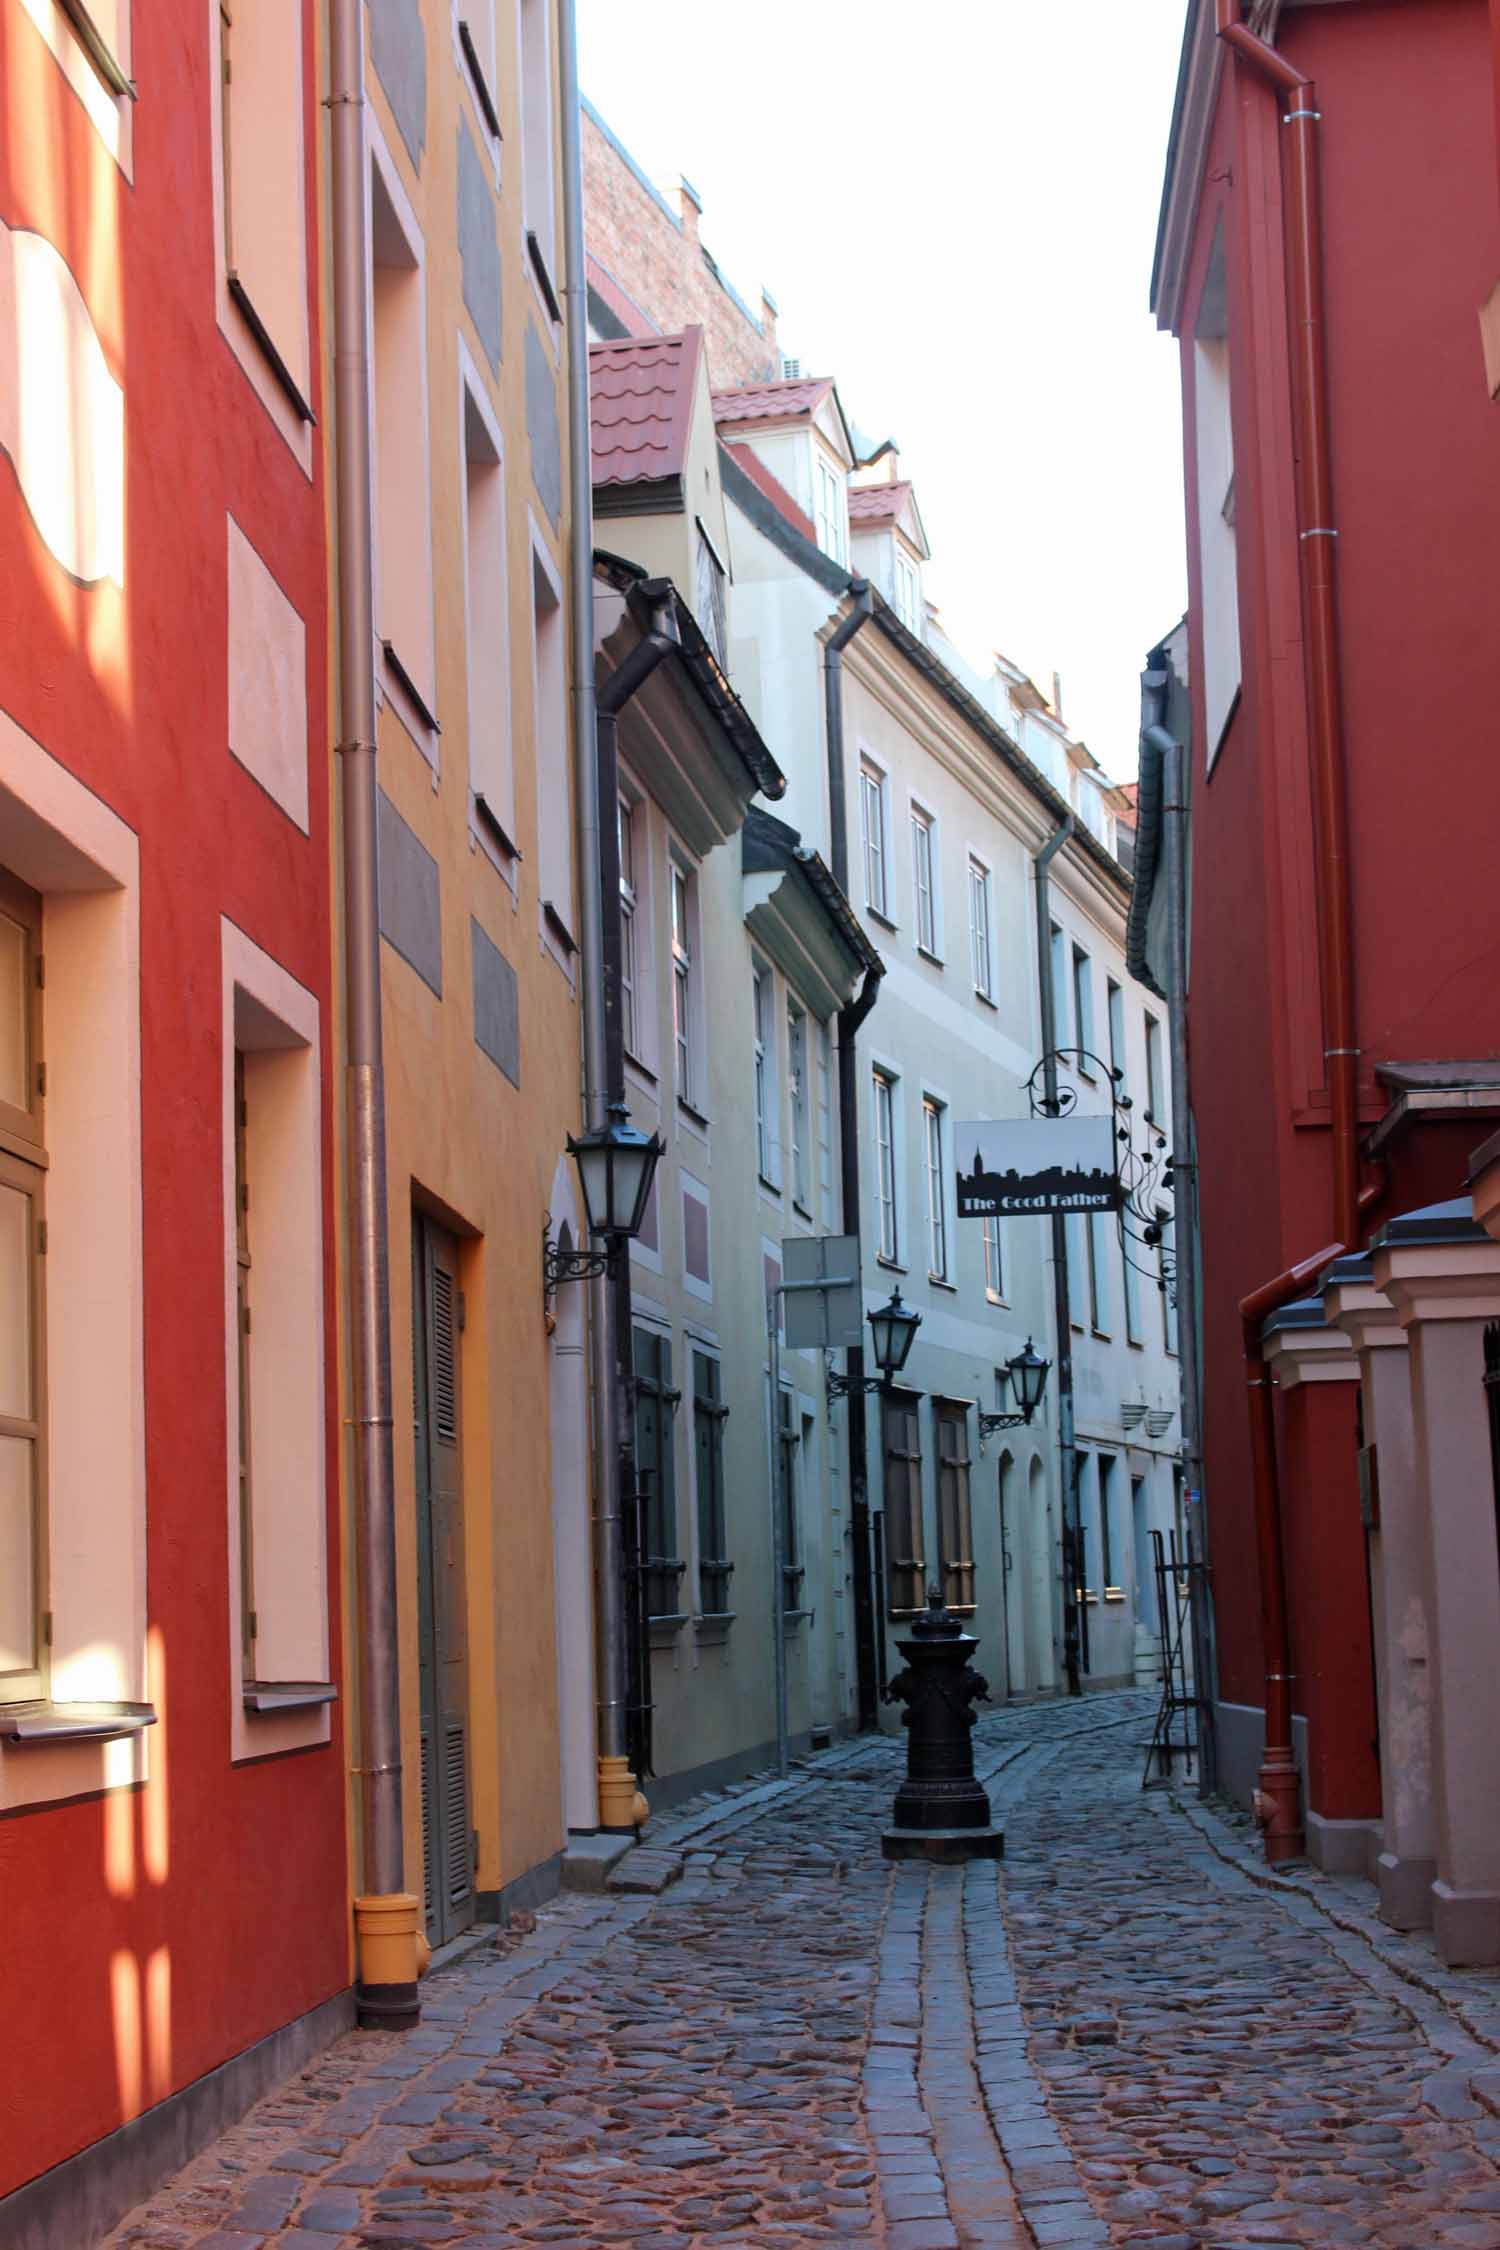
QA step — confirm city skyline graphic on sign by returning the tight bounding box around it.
[956,1117,1121,1217]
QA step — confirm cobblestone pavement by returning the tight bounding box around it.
[103,1692,1500,2250]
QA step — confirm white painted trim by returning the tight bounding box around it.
[19,0,134,178]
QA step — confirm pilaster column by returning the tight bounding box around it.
[1324,1256,1432,1929]
[1375,1204,1500,1966]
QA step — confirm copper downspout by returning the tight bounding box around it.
[1238,1242,1343,1861]
[1214,0,1361,1863]
[1215,0,1360,1249]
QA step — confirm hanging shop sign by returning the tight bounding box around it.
[956,1117,1121,1217]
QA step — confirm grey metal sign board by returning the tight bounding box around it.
[781,1233,863,1350]
[956,1118,1120,1217]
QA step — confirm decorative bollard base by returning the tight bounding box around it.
[882,1822,1004,1864]
[881,1589,1000,1866]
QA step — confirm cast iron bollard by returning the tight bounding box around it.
[881,1587,1004,1862]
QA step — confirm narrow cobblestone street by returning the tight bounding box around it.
[105,1695,1500,2250]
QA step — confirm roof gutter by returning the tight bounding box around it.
[329,0,418,2029]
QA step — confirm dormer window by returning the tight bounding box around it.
[813,450,848,566]
[893,547,922,635]
[695,523,728,669]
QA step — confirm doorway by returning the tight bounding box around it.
[413,1213,474,1947]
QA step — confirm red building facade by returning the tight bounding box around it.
[0,0,347,2229]
[1154,0,1500,1900]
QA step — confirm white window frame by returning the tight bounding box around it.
[671,847,703,1117]
[816,1021,835,1230]
[859,754,892,923]
[1072,945,1095,1072]
[968,855,994,1002]
[25,0,135,175]
[982,1213,1004,1305]
[752,957,780,1190]
[618,786,640,1063]
[873,1067,900,1266]
[1145,1011,1165,1125]
[787,997,810,1212]
[1049,921,1069,1049]
[893,544,922,635]
[1107,977,1126,1090]
[531,524,572,970]
[813,445,848,566]
[910,803,938,959]
[923,1096,948,1284]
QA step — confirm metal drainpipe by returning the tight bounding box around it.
[1141,676,1218,1792]
[824,581,881,1731]
[329,0,418,2025]
[597,602,679,1808]
[1033,818,1083,1698]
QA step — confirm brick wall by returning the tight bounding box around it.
[583,107,779,387]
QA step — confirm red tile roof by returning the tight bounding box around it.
[590,327,704,491]
[712,376,833,426]
[848,480,913,525]
[722,441,817,545]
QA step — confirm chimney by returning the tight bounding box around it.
[677,175,703,245]
[759,285,779,377]
[1051,670,1064,720]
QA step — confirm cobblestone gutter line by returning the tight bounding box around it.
[1167,1788,1500,2069]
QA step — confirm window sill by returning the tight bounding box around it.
[474,791,521,867]
[782,1608,812,1628]
[457,20,503,140]
[917,945,945,969]
[0,1700,157,1746]
[974,987,998,1012]
[695,1611,736,1647]
[1092,1328,1112,1343]
[945,1604,978,1619]
[928,1274,957,1293]
[876,1256,908,1276]
[1103,1589,1126,1605]
[59,0,135,100]
[792,1199,814,1224]
[758,1174,783,1199]
[1126,1336,1146,1352]
[243,1681,338,1715]
[648,1613,689,1649]
[677,1098,711,1134]
[624,1051,658,1087]
[542,899,578,957]
[866,906,898,935]
[227,275,316,426]
[985,1289,1008,1309]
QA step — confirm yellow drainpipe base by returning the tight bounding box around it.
[353,1891,427,2029]
[598,1754,649,1832]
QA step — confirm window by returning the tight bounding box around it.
[860,758,889,920]
[59,0,132,96]
[969,858,993,999]
[1072,947,1095,1068]
[1194,270,1241,762]
[883,1395,925,1615]
[224,927,331,1750]
[618,793,639,1059]
[1145,1012,1165,1124]
[894,547,922,635]
[672,859,699,1110]
[874,1069,898,1263]
[533,547,572,948]
[1161,1218,1180,1356]
[982,1213,1004,1302]
[787,1000,809,1209]
[1099,1453,1120,1593]
[1077,1448,1097,1597]
[924,1097,948,1282]
[1049,920,1068,1047]
[1123,1222,1144,1344]
[935,1403,974,1613]
[696,528,728,669]
[752,962,778,1186]
[693,1352,731,1617]
[633,1329,682,1619]
[458,0,499,129]
[520,0,557,286]
[218,0,311,419]
[0,871,46,1707]
[814,450,847,565]
[911,808,937,956]
[1088,1210,1111,1335]
[778,1389,804,1614]
[1066,1210,1087,1330]
[371,153,435,722]
[462,376,513,855]
[816,1024,835,1228]
[1107,979,1126,1087]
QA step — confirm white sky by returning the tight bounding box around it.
[577,0,1189,782]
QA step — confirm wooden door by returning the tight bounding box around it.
[413,1216,474,1946]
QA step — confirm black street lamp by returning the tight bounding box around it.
[827,1288,923,1404]
[542,1100,664,1316]
[977,1338,1051,1449]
